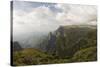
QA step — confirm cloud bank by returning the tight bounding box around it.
[13,1,97,39]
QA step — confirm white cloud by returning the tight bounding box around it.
[55,4,97,25]
[13,3,97,37]
[13,5,59,37]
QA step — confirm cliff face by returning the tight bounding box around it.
[46,25,97,58]
[12,25,97,65]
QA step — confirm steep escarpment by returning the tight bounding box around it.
[46,25,97,58]
[12,25,97,66]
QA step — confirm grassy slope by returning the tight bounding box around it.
[13,48,70,66]
[72,46,97,62]
[13,25,97,66]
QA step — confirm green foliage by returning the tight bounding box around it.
[72,47,97,62]
[13,48,70,66]
[54,25,97,58]
[13,25,97,66]
[13,48,48,65]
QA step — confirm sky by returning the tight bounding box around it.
[12,1,97,39]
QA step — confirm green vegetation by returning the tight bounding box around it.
[13,48,70,66]
[13,25,97,66]
[54,25,97,58]
[72,47,97,62]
